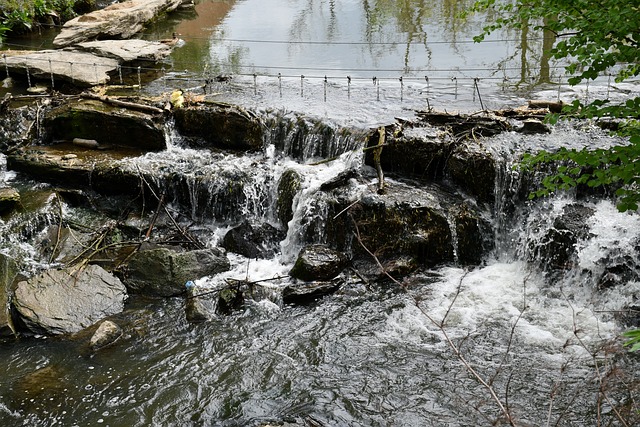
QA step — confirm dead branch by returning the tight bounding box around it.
[80,92,164,115]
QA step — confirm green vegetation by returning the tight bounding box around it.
[0,0,85,43]
[468,0,640,352]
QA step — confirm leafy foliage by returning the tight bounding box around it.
[466,0,640,85]
[0,0,78,36]
[622,329,640,352]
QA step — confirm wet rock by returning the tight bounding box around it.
[89,319,122,350]
[289,244,349,281]
[75,39,173,63]
[222,220,285,258]
[45,99,165,150]
[319,168,359,191]
[276,169,302,228]
[173,103,264,151]
[516,119,551,134]
[54,0,187,47]
[455,206,494,266]
[0,187,20,214]
[283,278,343,304]
[3,50,119,87]
[6,145,141,191]
[12,264,127,335]
[327,185,454,274]
[185,285,218,322]
[0,253,19,337]
[122,247,230,297]
[364,124,449,180]
[531,203,595,271]
[446,141,496,205]
[0,103,41,151]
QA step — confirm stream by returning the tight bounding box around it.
[0,1,639,426]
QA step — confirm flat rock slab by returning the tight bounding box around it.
[76,39,173,63]
[54,0,186,47]
[13,264,128,335]
[4,50,119,86]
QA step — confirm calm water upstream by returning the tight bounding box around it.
[1,1,640,426]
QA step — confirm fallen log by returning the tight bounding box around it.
[80,93,164,115]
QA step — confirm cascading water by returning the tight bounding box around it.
[0,110,638,426]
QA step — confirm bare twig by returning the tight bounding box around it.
[349,212,517,426]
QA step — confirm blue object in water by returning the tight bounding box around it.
[185,281,195,289]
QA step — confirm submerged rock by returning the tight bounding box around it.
[289,244,349,281]
[122,247,230,297]
[12,264,127,335]
[89,319,122,350]
[282,278,343,304]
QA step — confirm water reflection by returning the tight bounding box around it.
[144,0,553,86]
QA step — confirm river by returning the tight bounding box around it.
[1,1,639,426]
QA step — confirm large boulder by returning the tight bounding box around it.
[44,99,165,151]
[173,103,264,151]
[122,247,230,297]
[75,39,173,63]
[53,0,187,47]
[0,253,19,337]
[327,185,455,275]
[3,50,119,87]
[12,264,127,335]
[289,244,349,281]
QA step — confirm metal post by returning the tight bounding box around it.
[373,77,379,101]
[424,76,429,97]
[452,76,457,99]
[557,77,561,102]
[585,80,589,104]
[49,59,54,89]
[300,74,304,97]
[253,73,257,95]
[118,65,123,85]
[324,75,327,102]
[347,75,351,100]
[25,65,31,88]
[3,54,9,79]
[137,66,142,90]
[399,76,403,102]
[278,73,282,98]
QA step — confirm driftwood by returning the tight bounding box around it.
[528,99,565,113]
[80,93,164,115]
